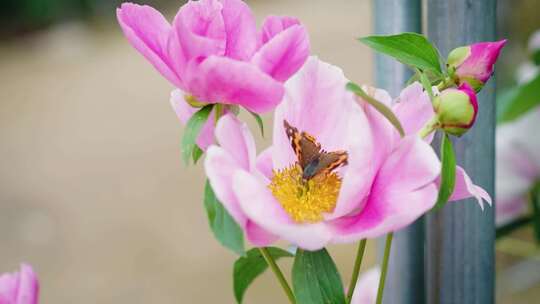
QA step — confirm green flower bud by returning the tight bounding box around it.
[434,83,478,136]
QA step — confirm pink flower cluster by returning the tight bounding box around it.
[116,0,496,251]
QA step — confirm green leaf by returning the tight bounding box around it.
[181,104,214,165]
[433,134,457,211]
[292,248,346,304]
[498,73,540,123]
[419,69,435,100]
[359,32,442,75]
[204,181,245,256]
[532,50,540,66]
[192,145,204,164]
[233,247,294,303]
[346,82,405,137]
[248,110,265,137]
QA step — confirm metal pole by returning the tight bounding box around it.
[425,1,496,303]
[373,1,424,304]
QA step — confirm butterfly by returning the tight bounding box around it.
[284,120,348,181]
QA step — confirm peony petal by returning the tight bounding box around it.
[350,267,380,304]
[458,40,507,83]
[449,166,492,209]
[256,147,274,180]
[16,264,39,304]
[376,136,440,197]
[272,57,356,169]
[173,0,226,62]
[233,170,333,250]
[205,146,248,227]
[170,89,215,150]
[245,221,279,247]
[0,272,18,303]
[220,0,258,60]
[252,24,309,82]
[392,82,435,137]
[331,136,439,242]
[361,106,396,167]
[215,114,256,170]
[356,85,398,169]
[260,15,301,44]
[117,3,184,87]
[186,56,284,113]
[170,89,196,124]
[327,104,375,219]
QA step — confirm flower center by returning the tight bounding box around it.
[268,164,342,223]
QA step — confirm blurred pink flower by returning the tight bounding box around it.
[350,267,380,304]
[496,109,540,226]
[0,264,39,304]
[528,30,540,54]
[204,57,488,250]
[447,40,506,92]
[117,0,309,149]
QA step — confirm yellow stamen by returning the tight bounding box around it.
[268,164,341,223]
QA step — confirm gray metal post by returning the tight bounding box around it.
[425,1,496,303]
[373,1,424,304]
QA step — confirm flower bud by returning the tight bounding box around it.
[433,83,478,136]
[447,40,506,92]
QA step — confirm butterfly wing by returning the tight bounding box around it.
[302,150,348,180]
[284,120,321,168]
[284,120,347,180]
[299,131,322,168]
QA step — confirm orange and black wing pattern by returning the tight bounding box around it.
[284,120,321,168]
[283,120,348,180]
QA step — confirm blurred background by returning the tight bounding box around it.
[0,0,539,303]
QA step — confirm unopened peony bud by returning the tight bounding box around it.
[447,40,506,92]
[434,83,478,136]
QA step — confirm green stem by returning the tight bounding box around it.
[418,116,439,139]
[214,103,223,124]
[259,247,296,304]
[346,239,367,303]
[436,76,455,91]
[376,233,394,304]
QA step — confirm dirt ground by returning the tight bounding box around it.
[1,0,539,303]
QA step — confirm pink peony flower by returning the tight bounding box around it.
[204,57,490,250]
[350,267,380,304]
[447,40,506,92]
[0,264,39,304]
[117,0,309,149]
[496,109,540,226]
